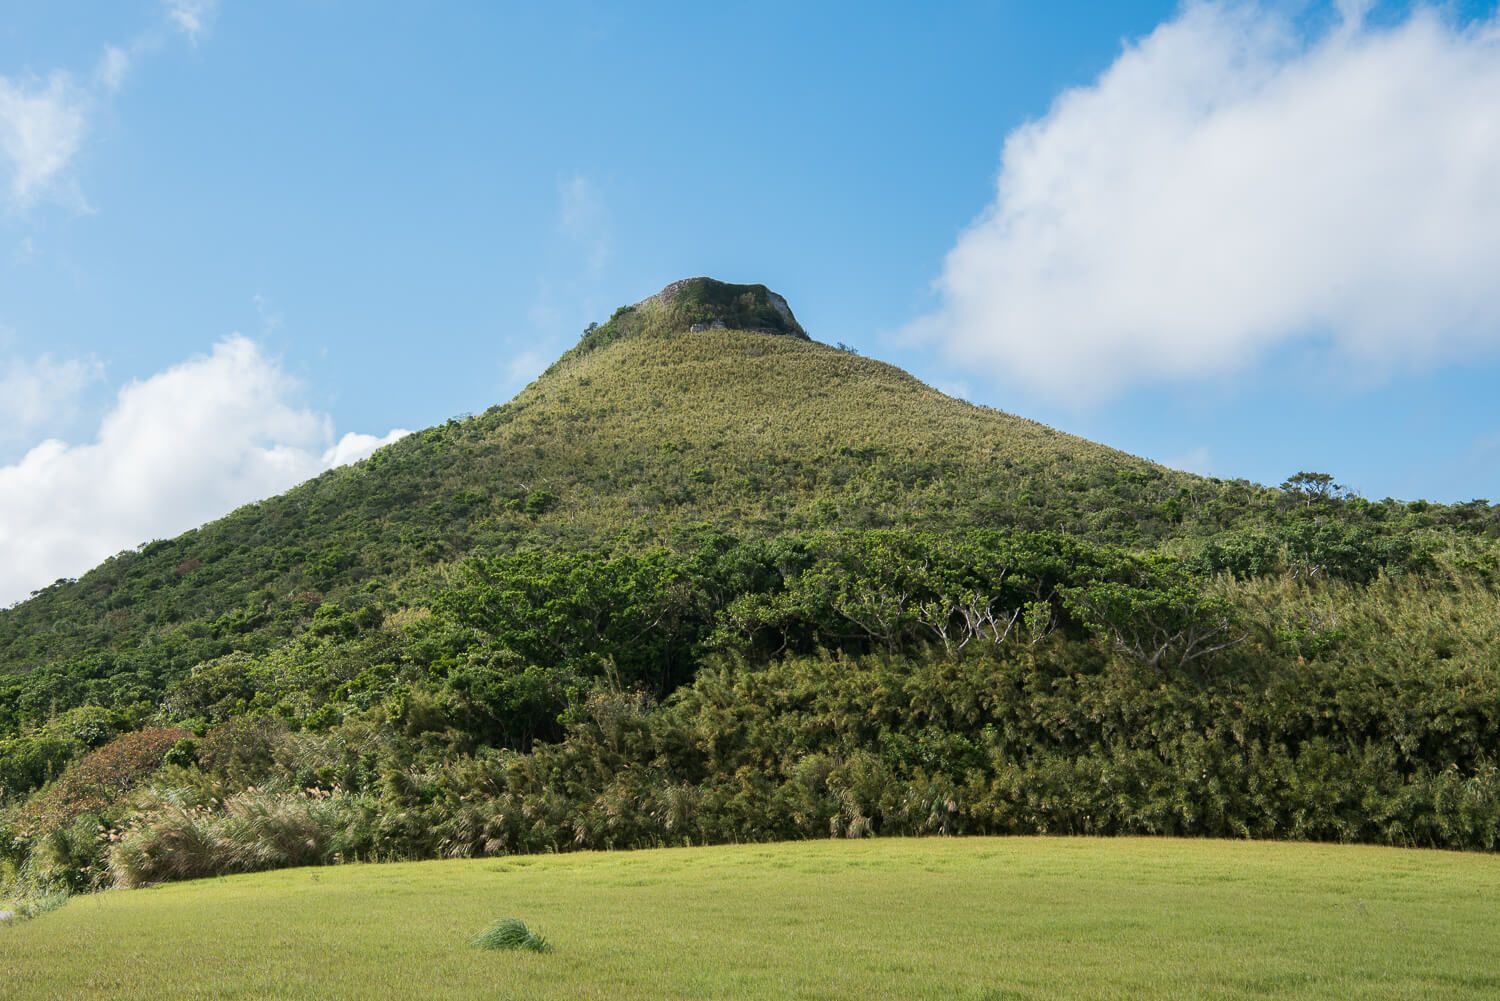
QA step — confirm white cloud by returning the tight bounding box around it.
[0,336,408,606]
[323,428,411,468]
[0,353,104,441]
[0,72,87,204]
[165,0,218,44]
[911,2,1500,402]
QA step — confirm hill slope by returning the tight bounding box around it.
[0,279,1246,684]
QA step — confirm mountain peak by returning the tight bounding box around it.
[631,277,808,340]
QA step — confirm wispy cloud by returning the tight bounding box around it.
[911,2,1500,403]
[252,292,286,334]
[94,46,132,93]
[0,4,215,209]
[0,353,104,442]
[558,173,610,273]
[165,0,218,45]
[0,73,88,206]
[0,336,407,606]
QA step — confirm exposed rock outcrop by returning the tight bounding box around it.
[635,277,808,340]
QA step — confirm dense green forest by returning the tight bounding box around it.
[3,279,1498,898]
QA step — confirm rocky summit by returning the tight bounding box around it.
[632,277,809,339]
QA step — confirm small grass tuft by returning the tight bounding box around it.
[469,917,551,953]
[1,892,68,925]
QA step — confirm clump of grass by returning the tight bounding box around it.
[469,917,551,952]
[107,784,366,888]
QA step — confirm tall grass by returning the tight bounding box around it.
[108,785,371,887]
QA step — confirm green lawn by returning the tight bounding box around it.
[3,837,1498,1000]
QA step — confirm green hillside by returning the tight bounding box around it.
[0,280,1365,676]
[0,280,1256,703]
[2,278,1498,901]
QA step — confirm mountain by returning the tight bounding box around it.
[2,278,1497,896]
[0,278,1252,683]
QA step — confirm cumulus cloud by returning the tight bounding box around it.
[322,428,412,467]
[0,353,104,441]
[0,336,409,606]
[911,2,1500,402]
[0,73,88,204]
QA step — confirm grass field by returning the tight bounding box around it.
[3,837,1498,1000]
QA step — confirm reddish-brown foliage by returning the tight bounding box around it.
[22,727,190,835]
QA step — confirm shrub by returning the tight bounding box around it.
[21,728,190,835]
[163,738,200,770]
[469,917,551,952]
[0,735,77,802]
[523,490,559,516]
[195,717,296,785]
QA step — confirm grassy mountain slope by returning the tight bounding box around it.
[0,282,1253,684]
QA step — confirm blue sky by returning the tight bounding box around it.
[2,0,1499,603]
